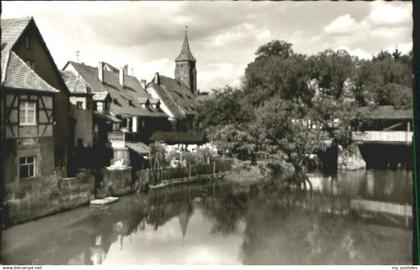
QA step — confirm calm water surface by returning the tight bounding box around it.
[2,169,412,264]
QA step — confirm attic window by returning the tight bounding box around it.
[25,59,35,70]
[25,37,31,50]
[128,100,135,107]
[113,98,121,106]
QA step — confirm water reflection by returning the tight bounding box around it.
[2,169,412,265]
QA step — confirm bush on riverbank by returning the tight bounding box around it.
[224,157,295,184]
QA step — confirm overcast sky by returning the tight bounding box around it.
[3,1,412,92]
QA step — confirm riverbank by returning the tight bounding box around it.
[2,168,412,265]
[224,158,295,185]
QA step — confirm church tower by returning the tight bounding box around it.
[175,26,197,95]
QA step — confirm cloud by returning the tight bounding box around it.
[366,1,411,27]
[321,2,411,58]
[199,62,246,92]
[209,23,272,48]
[2,1,412,92]
[324,14,361,35]
[134,58,173,81]
[384,42,412,55]
[335,46,372,60]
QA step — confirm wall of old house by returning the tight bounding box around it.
[12,20,72,174]
[72,102,93,147]
[3,168,95,227]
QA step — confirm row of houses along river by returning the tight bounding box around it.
[0,17,414,264]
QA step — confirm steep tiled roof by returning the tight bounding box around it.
[148,75,199,120]
[65,61,167,118]
[60,70,91,95]
[1,17,60,94]
[175,33,196,62]
[3,52,59,93]
[357,105,412,120]
[1,17,32,82]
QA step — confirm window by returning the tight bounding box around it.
[19,101,36,125]
[20,156,36,178]
[76,101,83,109]
[25,37,31,50]
[96,102,103,113]
[25,59,35,70]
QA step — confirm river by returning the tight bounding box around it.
[1,169,412,264]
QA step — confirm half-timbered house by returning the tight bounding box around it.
[1,18,61,203]
[1,17,74,176]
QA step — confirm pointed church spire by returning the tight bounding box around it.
[175,25,196,62]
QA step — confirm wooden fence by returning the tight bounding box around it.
[137,158,234,185]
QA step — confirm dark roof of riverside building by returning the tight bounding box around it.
[1,17,59,93]
[357,105,413,120]
[63,61,167,118]
[148,130,206,144]
[147,74,199,120]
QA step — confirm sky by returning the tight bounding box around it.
[2,1,412,92]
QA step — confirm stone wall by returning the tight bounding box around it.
[338,144,366,171]
[96,167,133,198]
[3,168,95,227]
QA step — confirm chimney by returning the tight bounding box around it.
[98,62,104,82]
[154,72,160,85]
[119,65,127,87]
[140,79,147,89]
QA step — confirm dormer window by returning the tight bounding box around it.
[96,102,103,113]
[25,59,35,70]
[25,37,31,50]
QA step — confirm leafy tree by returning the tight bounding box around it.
[244,46,313,106]
[255,98,329,187]
[255,40,294,58]
[149,142,166,184]
[212,124,258,160]
[353,51,412,107]
[308,49,355,99]
[195,86,251,128]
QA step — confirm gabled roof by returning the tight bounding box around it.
[1,17,68,95]
[1,17,59,94]
[1,17,32,82]
[64,61,167,118]
[148,75,199,120]
[175,33,196,62]
[60,70,92,95]
[2,51,59,93]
